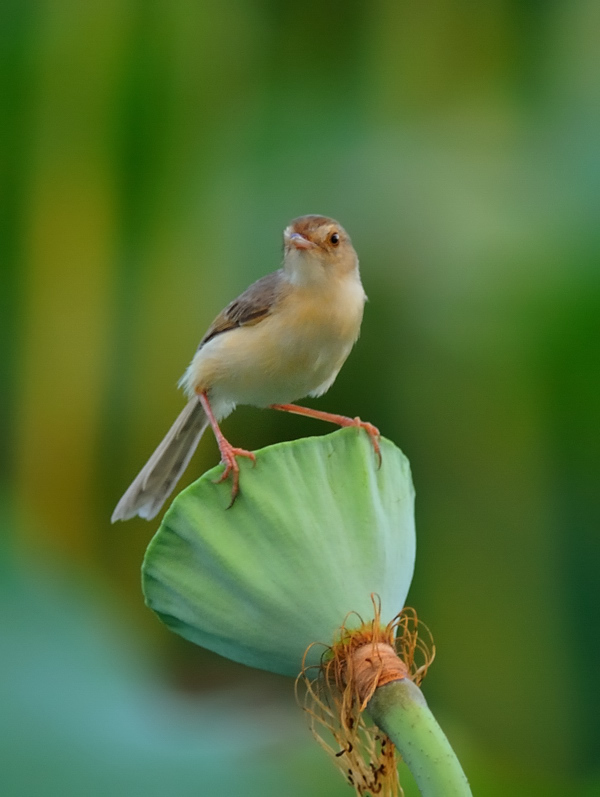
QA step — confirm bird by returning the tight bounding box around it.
[111,214,380,522]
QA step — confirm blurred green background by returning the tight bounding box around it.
[1,1,599,795]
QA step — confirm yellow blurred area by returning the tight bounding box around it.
[1,2,599,795]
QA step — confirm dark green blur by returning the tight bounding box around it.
[1,2,599,795]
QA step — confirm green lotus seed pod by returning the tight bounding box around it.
[142,428,416,676]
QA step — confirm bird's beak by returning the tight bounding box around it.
[285,231,316,251]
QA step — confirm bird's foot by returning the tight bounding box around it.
[347,417,382,468]
[214,441,256,506]
[269,404,382,468]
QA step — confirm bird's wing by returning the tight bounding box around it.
[198,269,287,349]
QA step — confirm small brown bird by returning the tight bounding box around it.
[112,215,380,521]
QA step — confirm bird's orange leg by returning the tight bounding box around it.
[270,403,382,467]
[197,391,256,505]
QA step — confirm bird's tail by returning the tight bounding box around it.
[111,398,209,522]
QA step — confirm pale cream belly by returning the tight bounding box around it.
[182,285,364,409]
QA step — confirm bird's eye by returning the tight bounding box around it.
[330,232,340,246]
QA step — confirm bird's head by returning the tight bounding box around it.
[283,215,358,285]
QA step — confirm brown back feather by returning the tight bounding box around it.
[198,269,286,348]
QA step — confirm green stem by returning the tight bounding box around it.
[367,678,472,797]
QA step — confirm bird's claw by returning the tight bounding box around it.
[213,445,256,506]
[351,417,382,468]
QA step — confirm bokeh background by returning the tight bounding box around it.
[2,1,599,795]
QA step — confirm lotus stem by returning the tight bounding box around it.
[367,677,472,797]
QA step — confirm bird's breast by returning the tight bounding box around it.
[185,275,365,408]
